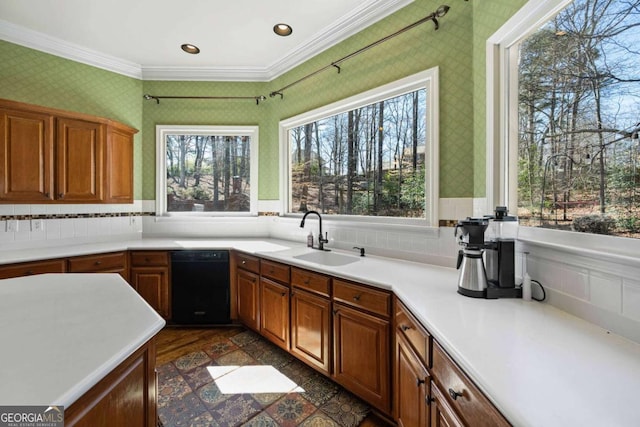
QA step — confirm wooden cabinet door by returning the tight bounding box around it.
[0,109,54,201]
[56,117,104,202]
[396,334,429,427]
[291,288,331,374]
[130,267,170,319]
[237,268,260,331]
[333,302,391,414]
[260,277,290,351]
[430,382,464,427]
[105,126,133,203]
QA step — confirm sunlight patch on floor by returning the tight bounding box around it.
[207,365,305,394]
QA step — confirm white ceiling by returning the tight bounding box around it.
[0,0,413,81]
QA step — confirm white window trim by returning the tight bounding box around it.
[485,0,573,212]
[486,0,640,259]
[278,67,439,227]
[155,124,259,218]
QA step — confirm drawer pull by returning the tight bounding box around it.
[281,292,286,297]
[416,378,425,387]
[95,261,102,265]
[304,278,310,284]
[401,324,411,331]
[145,257,150,262]
[448,388,463,400]
[242,260,246,264]
[353,294,361,301]
[25,270,34,275]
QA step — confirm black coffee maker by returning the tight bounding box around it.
[455,207,521,299]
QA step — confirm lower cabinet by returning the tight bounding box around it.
[290,288,331,374]
[67,251,128,282]
[237,268,260,331]
[333,302,391,414]
[0,258,66,279]
[260,277,290,351]
[396,333,430,427]
[430,382,464,427]
[64,337,158,427]
[129,251,170,319]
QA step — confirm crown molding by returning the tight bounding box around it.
[0,0,413,82]
[0,19,142,79]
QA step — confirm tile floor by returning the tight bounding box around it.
[157,328,370,427]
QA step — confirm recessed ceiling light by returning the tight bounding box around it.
[181,44,200,54]
[273,23,293,37]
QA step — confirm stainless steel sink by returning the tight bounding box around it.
[293,251,359,266]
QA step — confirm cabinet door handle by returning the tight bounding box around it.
[416,378,425,387]
[58,193,64,199]
[281,292,286,297]
[44,192,49,198]
[353,294,361,301]
[426,396,434,405]
[401,324,411,331]
[448,388,463,400]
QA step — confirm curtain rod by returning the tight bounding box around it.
[269,4,452,99]
[143,2,461,105]
[143,94,267,105]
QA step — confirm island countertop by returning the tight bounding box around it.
[0,273,165,407]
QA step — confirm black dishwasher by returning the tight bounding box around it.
[171,250,230,325]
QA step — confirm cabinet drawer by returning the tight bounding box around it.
[130,251,168,267]
[260,259,290,284]
[234,251,260,273]
[68,252,127,272]
[396,300,431,366]
[333,279,390,318]
[0,259,66,279]
[432,341,509,427]
[291,267,331,297]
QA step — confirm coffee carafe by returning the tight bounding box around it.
[455,217,490,298]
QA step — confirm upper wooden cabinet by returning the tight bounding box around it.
[0,98,137,204]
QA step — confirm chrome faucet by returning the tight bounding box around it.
[300,210,329,250]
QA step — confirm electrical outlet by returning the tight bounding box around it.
[129,216,137,226]
[31,219,45,232]
[6,220,18,232]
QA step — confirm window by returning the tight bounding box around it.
[156,125,258,216]
[488,0,640,238]
[279,68,439,225]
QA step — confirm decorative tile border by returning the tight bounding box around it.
[0,212,155,221]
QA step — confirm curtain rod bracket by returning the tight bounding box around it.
[332,63,341,74]
[270,91,284,99]
[143,94,160,104]
[431,17,440,30]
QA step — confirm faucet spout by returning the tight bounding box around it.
[300,210,328,250]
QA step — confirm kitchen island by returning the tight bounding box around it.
[0,273,165,426]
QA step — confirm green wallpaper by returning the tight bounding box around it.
[0,41,144,199]
[0,0,529,203]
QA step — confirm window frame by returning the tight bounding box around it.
[278,67,439,227]
[155,124,259,217]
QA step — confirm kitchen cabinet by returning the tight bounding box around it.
[0,258,66,280]
[259,259,290,350]
[0,108,54,201]
[67,251,128,282]
[333,279,392,415]
[396,333,430,427]
[129,251,170,319]
[431,341,509,427]
[64,336,158,427]
[234,251,261,331]
[0,98,136,204]
[290,267,332,374]
[56,117,104,202]
[430,381,464,427]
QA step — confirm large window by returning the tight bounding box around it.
[280,69,439,225]
[156,125,258,216]
[489,0,640,238]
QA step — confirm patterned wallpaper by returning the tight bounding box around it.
[0,0,528,203]
[0,40,144,199]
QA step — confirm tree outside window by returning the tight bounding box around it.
[517,0,640,238]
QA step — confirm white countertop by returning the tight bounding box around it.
[0,273,165,407]
[2,238,640,425]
